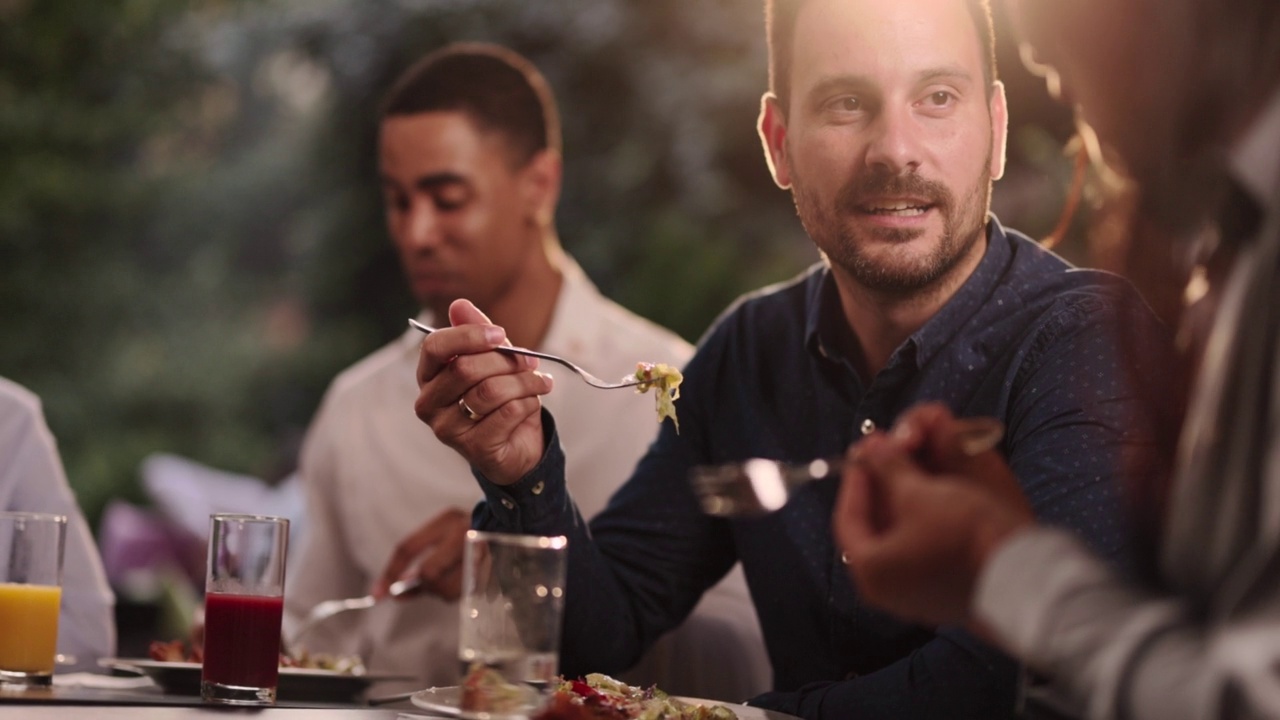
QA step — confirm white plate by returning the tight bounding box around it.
[409,685,465,716]
[410,685,540,719]
[410,686,798,720]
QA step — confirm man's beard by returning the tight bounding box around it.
[792,163,992,296]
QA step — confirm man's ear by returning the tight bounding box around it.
[988,81,1009,181]
[758,93,793,189]
[521,148,562,228]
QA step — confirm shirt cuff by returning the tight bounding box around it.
[472,407,569,532]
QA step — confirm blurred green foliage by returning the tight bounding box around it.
[0,0,812,529]
[1,0,1077,533]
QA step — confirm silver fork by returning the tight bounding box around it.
[408,319,645,389]
[287,577,421,650]
[690,417,1005,517]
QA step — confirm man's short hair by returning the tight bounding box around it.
[765,0,997,112]
[380,42,562,167]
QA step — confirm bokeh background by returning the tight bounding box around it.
[1,0,1086,650]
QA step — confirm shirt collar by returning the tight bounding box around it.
[538,256,601,360]
[397,257,595,356]
[804,215,1011,371]
[803,266,850,366]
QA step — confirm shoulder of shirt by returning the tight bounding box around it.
[320,335,415,404]
[991,230,1167,371]
[1001,228,1148,309]
[692,262,824,347]
[0,377,40,417]
[547,259,694,366]
[0,378,47,460]
[583,293,693,357]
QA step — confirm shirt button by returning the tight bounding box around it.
[500,498,515,510]
[860,419,876,435]
[531,481,545,495]
[841,553,850,565]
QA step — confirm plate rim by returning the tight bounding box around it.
[410,684,541,719]
[410,685,463,716]
[409,685,790,720]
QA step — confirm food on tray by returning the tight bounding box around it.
[280,647,366,674]
[460,662,536,715]
[147,639,365,675]
[533,673,737,720]
[632,363,683,431]
[148,639,202,663]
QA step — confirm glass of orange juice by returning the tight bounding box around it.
[0,512,66,687]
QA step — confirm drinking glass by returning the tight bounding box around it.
[458,531,567,717]
[201,513,289,705]
[0,512,66,687]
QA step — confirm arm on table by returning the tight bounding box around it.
[372,507,469,602]
[0,384,115,666]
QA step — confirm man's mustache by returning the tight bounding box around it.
[838,172,952,213]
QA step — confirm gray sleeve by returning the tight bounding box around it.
[973,528,1280,720]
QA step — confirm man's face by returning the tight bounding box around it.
[380,111,541,314]
[1001,0,1187,189]
[762,0,1007,296]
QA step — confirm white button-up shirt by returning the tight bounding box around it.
[0,376,116,668]
[286,260,770,699]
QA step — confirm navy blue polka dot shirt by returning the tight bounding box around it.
[474,216,1171,720]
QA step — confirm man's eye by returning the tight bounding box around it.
[434,187,470,211]
[927,91,954,106]
[836,96,861,112]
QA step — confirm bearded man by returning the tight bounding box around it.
[834,0,1280,718]
[405,1,1172,717]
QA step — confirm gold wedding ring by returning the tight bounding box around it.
[458,398,482,421]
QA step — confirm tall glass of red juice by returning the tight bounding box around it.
[201,514,288,705]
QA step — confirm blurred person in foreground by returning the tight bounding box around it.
[0,376,115,669]
[284,43,770,698]
[407,1,1172,716]
[835,0,1280,718]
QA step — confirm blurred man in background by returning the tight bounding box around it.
[835,1,1280,718]
[406,1,1171,717]
[0,376,115,669]
[285,43,770,698]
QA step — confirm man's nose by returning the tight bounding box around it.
[404,202,444,248]
[864,106,922,175]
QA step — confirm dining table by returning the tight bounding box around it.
[0,667,800,720]
[0,674,436,719]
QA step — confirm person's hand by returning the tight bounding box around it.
[372,507,470,602]
[834,404,1034,627]
[415,299,553,486]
